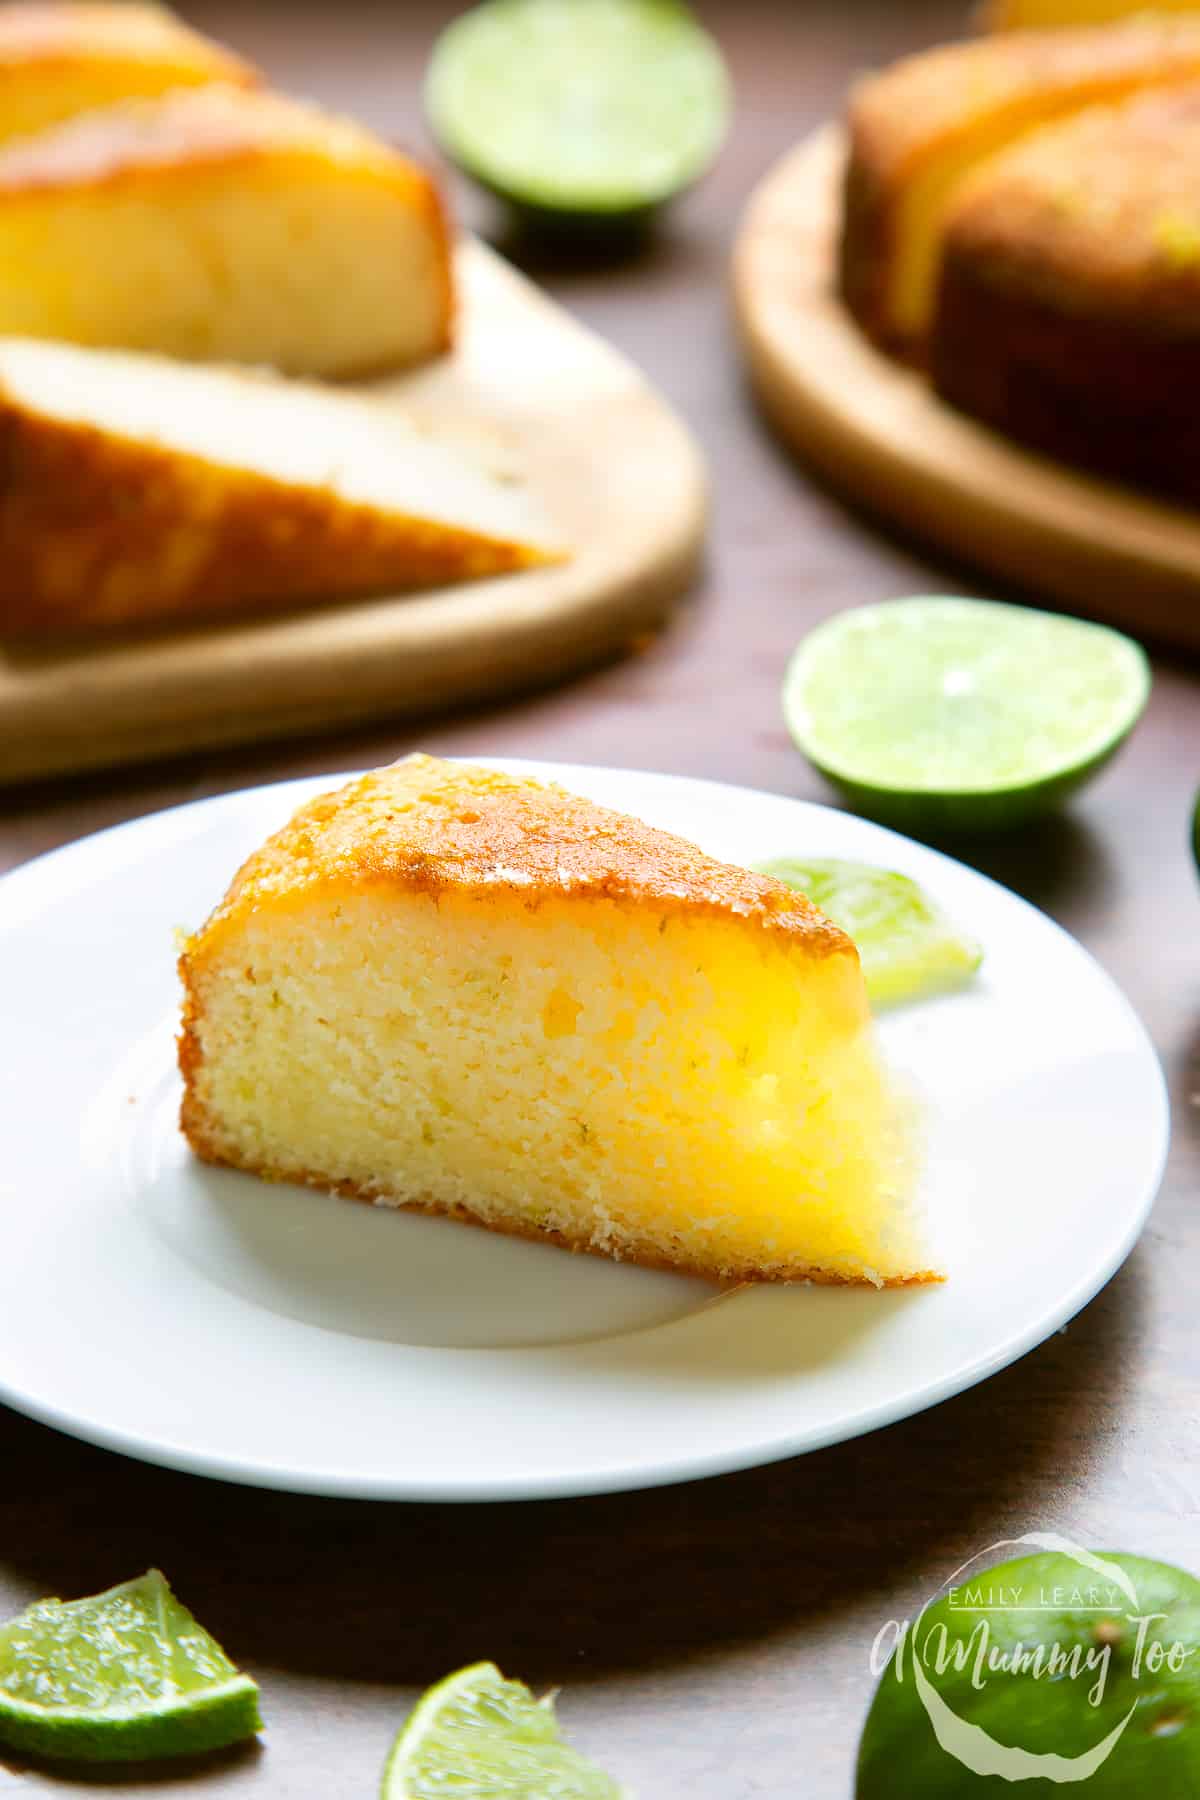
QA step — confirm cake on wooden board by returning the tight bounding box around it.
[0,2,255,146]
[840,17,1200,355]
[0,339,563,634]
[931,86,1200,506]
[0,83,453,376]
[179,756,929,1288]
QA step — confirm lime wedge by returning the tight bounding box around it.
[756,856,982,1008]
[0,1570,261,1763]
[426,0,730,225]
[381,1662,624,1800]
[783,597,1151,833]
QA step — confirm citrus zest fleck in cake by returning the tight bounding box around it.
[179,756,932,1287]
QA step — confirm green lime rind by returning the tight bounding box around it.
[756,856,982,1009]
[857,1551,1200,1797]
[0,1571,261,1763]
[382,1662,624,1800]
[426,0,730,221]
[783,597,1151,834]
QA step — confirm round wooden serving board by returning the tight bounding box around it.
[0,239,706,785]
[733,125,1200,653]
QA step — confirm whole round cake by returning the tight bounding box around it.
[839,16,1200,358]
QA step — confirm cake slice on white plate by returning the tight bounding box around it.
[178,754,931,1289]
[0,338,565,634]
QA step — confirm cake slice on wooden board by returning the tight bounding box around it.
[932,86,1200,506]
[840,18,1200,356]
[0,339,564,635]
[0,83,453,376]
[178,755,930,1288]
[0,2,256,146]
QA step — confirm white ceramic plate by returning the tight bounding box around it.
[0,762,1167,1501]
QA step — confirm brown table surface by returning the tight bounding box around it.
[3,3,1199,1795]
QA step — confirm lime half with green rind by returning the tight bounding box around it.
[857,1551,1200,1797]
[756,856,981,1008]
[0,1570,261,1763]
[382,1662,624,1800]
[784,597,1151,833]
[426,0,730,224]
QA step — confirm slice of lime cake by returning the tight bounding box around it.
[179,756,930,1286]
[0,82,452,376]
[0,338,563,634]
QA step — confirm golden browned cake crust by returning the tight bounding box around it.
[0,2,252,74]
[932,86,1200,504]
[982,0,1200,28]
[840,17,1200,353]
[942,85,1200,312]
[189,754,855,961]
[0,80,432,195]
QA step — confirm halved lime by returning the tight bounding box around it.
[426,0,730,226]
[381,1662,624,1800]
[0,1570,261,1763]
[756,856,981,1008]
[857,1550,1200,1796]
[783,597,1151,833]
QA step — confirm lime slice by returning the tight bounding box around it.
[426,0,730,224]
[0,1570,261,1763]
[783,597,1151,833]
[382,1662,624,1800]
[756,856,981,1008]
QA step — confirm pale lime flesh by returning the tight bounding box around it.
[0,1569,261,1763]
[382,1662,624,1800]
[784,597,1151,832]
[757,856,981,1008]
[426,0,730,221]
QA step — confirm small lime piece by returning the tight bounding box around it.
[757,856,981,1008]
[0,1570,261,1763]
[426,0,730,225]
[783,597,1151,833]
[381,1662,624,1800]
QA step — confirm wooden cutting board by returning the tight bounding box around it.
[1,239,706,784]
[733,124,1200,653]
